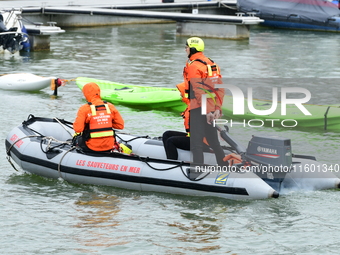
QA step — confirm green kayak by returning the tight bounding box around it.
[76,77,340,131]
[76,77,186,112]
[221,97,340,132]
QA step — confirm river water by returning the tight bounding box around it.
[1,5,340,254]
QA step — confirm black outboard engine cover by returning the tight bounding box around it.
[246,135,292,191]
[246,135,292,167]
[2,27,23,54]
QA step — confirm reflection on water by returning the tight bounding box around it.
[75,194,121,228]
[167,213,222,253]
[74,193,127,251]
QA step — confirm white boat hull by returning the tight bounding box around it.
[0,73,55,91]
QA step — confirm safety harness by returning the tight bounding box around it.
[185,58,223,106]
[88,102,114,138]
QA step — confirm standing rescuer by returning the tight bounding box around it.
[184,37,226,166]
[73,82,124,152]
[162,37,226,165]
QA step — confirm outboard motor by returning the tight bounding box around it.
[2,27,23,54]
[245,135,292,191]
[218,125,293,191]
[0,14,25,54]
[246,135,292,167]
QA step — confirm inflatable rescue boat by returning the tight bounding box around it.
[5,116,340,201]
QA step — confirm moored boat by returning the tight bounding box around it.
[237,0,340,32]
[0,9,29,54]
[5,115,340,201]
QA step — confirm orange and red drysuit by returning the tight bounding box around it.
[178,52,225,136]
[176,82,190,135]
[164,52,226,163]
[73,82,124,151]
[181,51,226,165]
[183,51,225,115]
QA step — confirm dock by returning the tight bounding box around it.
[15,1,262,40]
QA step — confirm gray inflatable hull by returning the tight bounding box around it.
[5,116,340,200]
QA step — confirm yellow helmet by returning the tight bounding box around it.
[186,37,204,52]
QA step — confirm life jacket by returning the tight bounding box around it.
[181,108,190,136]
[176,82,190,105]
[176,82,190,136]
[183,58,223,110]
[88,102,114,139]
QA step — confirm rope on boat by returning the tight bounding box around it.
[6,135,41,171]
[37,135,75,179]
[54,117,73,137]
[57,146,76,179]
[138,156,185,171]
[61,78,77,83]
[39,136,72,153]
[137,156,211,181]
[181,166,212,181]
[115,133,150,143]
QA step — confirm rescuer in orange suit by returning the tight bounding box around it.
[183,37,225,165]
[73,82,124,152]
[163,37,225,165]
